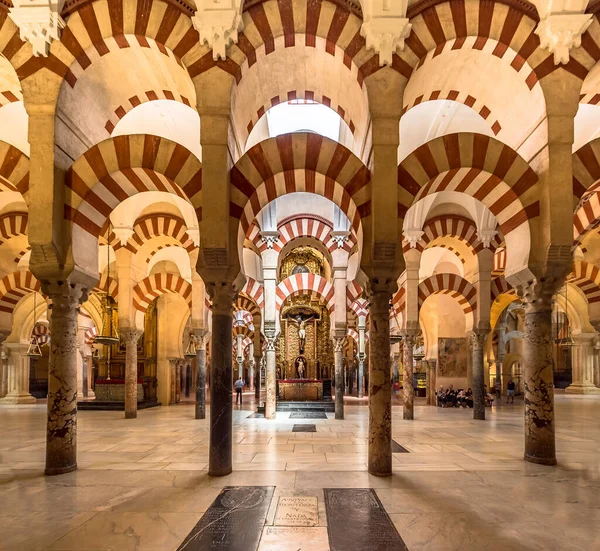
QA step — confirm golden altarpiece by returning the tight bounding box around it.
[276,247,334,384]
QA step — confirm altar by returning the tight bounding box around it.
[278,379,323,401]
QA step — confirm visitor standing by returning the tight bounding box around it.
[234,377,245,405]
[507,379,516,404]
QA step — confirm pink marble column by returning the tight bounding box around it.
[44,282,87,476]
[333,336,345,420]
[123,329,143,419]
[264,330,277,420]
[368,285,394,477]
[254,352,262,400]
[402,333,415,420]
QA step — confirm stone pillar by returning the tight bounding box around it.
[358,353,365,398]
[368,286,393,477]
[522,283,557,465]
[566,333,600,394]
[175,360,182,403]
[195,333,207,419]
[392,353,400,382]
[248,343,255,391]
[236,333,244,378]
[265,331,277,419]
[169,359,178,404]
[0,343,36,404]
[469,330,488,421]
[207,285,235,476]
[333,336,345,420]
[594,336,600,388]
[44,283,87,476]
[123,329,143,419]
[0,344,7,398]
[402,333,415,420]
[254,352,262,399]
[86,354,95,399]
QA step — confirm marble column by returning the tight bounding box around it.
[566,333,600,394]
[195,333,207,419]
[265,331,277,419]
[334,336,345,420]
[594,336,600,388]
[358,353,365,398]
[236,333,244,378]
[0,345,7,398]
[522,285,556,465]
[169,359,178,404]
[402,334,415,420]
[368,286,393,477]
[123,329,143,419]
[44,283,87,476]
[254,352,262,399]
[0,343,36,404]
[469,330,488,421]
[248,343,255,391]
[86,355,95,399]
[175,360,182,403]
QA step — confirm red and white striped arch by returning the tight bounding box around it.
[248,214,358,255]
[0,142,29,199]
[66,135,203,239]
[0,271,40,314]
[418,274,477,324]
[85,327,98,345]
[233,324,254,339]
[240,278,264,310]
[569,261,600,304]
[0,213,27,245]
[403,215,502,255]
[398,134,539,239]
[92,273,119,300]
[109,214,197,256]
[276,273,335,313]
[349,298,369,319]
[392,287,406,316]
[132,273,192,313]
[493,247,507,276]
[230,133,370,236]
[235,295,261,320]
[491,276,515,302]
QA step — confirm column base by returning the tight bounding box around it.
[565,383,600,394]
[45,463,77,476]
[524,453,556,466]
[368,469,392,477]
[125,411,137,419]
[87,390,96,399]
[208,466,232,477]
[0,393,36,404]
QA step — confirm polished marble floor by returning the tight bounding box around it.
[1,393,599,550]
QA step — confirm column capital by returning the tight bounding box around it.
[121,329,143,345]
[260,230,280,250]
[468,329,489,350]
[193,329,209,350]
[43,281,89,312]
[205,280,238,316]
[332,336,345,352]
[517,277,565,314]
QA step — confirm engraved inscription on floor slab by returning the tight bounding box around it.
[289,411,327,419]
[258,526,329,551]
[177,486,274,551]
[292,424,316,432]
[324,488,409,551]
[274,496,318,527]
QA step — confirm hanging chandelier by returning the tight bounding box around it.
[184,333,197,357]
[95,223,120,346]
[25,293,42,357]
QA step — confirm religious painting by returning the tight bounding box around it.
[437,338,468,377]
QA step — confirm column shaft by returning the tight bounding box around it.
[209,310,233,476]
[124,330,142,419]
[402,335,415,420]
[265,339,277,419]
[470,331,487,421]
[358,356,364,398]
[523,303,556,465]
[334,338,344,420]
[368,289,392,477]
[195,336,207,419]
[45,283,86,476]
[254,353,261,399]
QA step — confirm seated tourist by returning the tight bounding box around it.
[465,388,474,408]
[456,389,466,407]
[484,385,494,407]
[436,385,447,407]
[446,385,457,407]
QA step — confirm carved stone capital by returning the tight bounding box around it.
[112,226,135,247]
[192,0,244,61]
[193,330,209,350]
[43,282,88,317]
[9,0,65,57]
[205,281,237,316]
[360,0,411,67]
[333,337,345,353]
[468,329,489,350]
[517,277,564,314]
[260,230,280,250]
[477,229,498,249]
[330,230,350,249]
[403,229,424,249]
[535,13,593,65]
[122,329,143,346]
